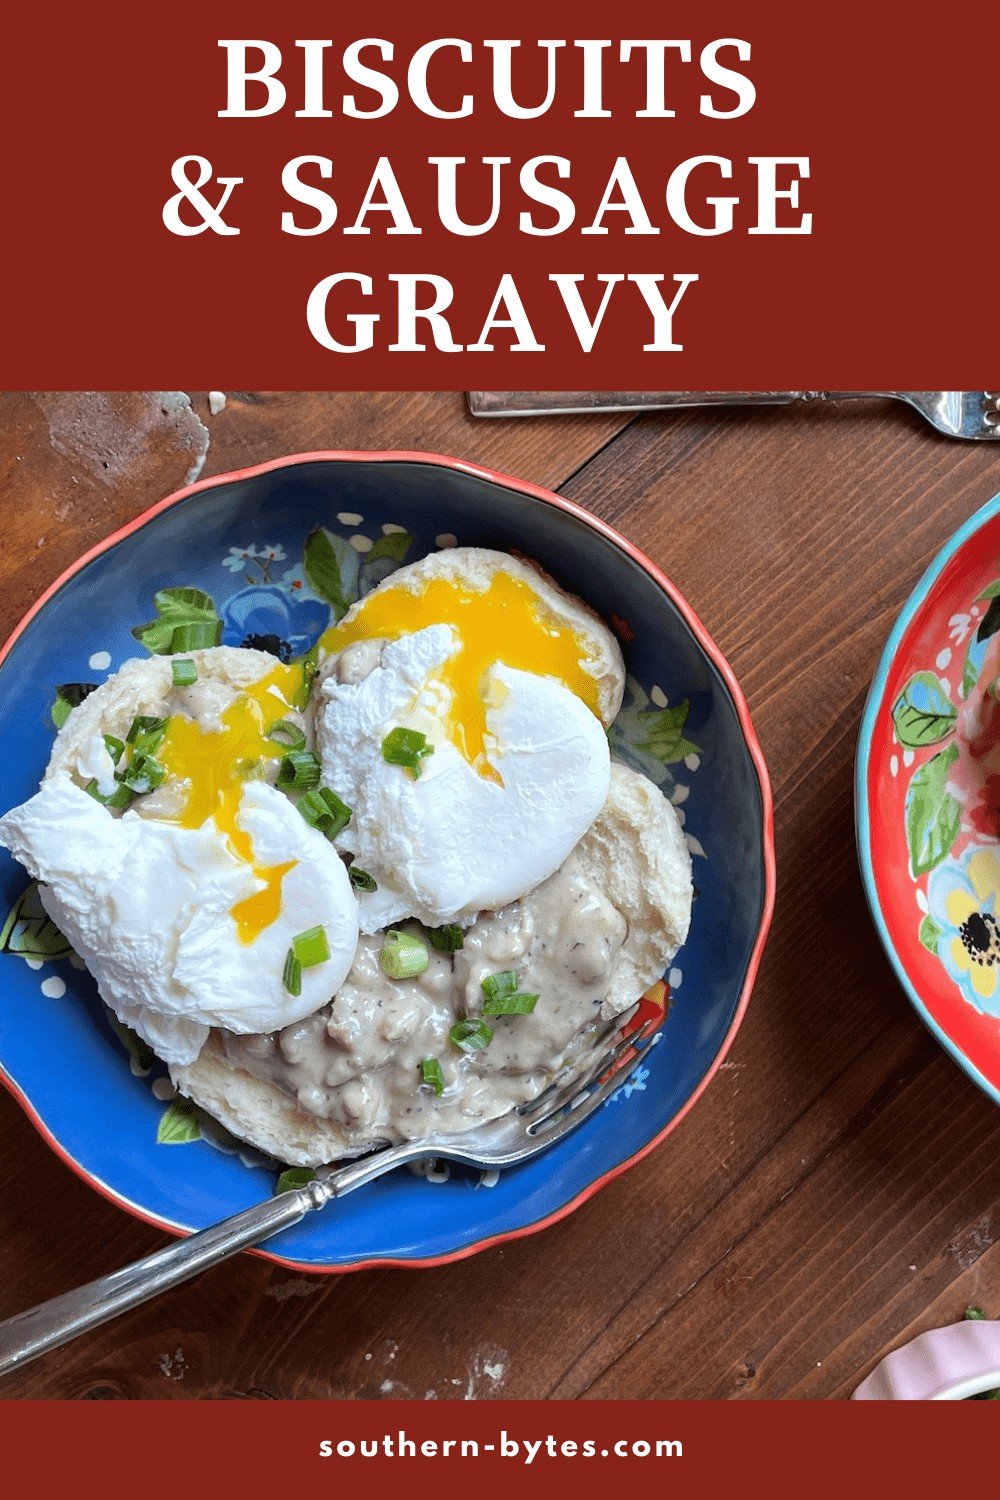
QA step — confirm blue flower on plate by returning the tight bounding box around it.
[606,1064,650,1105]
[222,544,261,573]
[220,584,330,660]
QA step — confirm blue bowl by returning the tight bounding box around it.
[0,451,774,1271]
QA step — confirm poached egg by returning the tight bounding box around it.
[317,566,612,930]
[0,652,361,1064]
[0,775,358,1066]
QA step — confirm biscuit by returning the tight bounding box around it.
[46,647,282,787]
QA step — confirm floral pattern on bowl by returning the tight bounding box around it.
[926,848,1000,1018]
[0,451,773,1271]
[7,525,703,1172]
[858,489,1000,1103]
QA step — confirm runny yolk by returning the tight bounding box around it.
[155,662,306,944]
[320,571,601,780]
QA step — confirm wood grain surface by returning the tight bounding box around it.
[0,390,998,1402]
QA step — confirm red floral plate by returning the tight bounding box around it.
[858,490,1000,1103]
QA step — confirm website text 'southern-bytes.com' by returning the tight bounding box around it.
[319,1431,683,1465]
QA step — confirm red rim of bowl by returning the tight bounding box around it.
[0,449,776,1273]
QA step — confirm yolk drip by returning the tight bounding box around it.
[229,860,297,944]
[320,571,601,778]
[156,662,305,944]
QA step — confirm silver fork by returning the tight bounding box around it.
[0,1005,659,1378]
[467,390,1000,439]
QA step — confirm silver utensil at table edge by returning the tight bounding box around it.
[0,1004,658,1378]
[467,391,1000,440]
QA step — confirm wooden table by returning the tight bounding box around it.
[1,390,999,1401]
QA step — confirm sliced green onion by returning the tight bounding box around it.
[266,719,306,751]
[481,970,519,1001]
[379,929,429,979]
[120,751,166,795]
[85,777,135,810]
[292,925,331,969]
[428,924,464,953]
[171,658,198,687]
[382,726,434,779]
[483,991,539,1016]
[51,696,73,731]
[235,755,266,780]
[421,1058,445,1097]
[102,734,125,765]
[449,1018,493,1053]
[52,682,97,730]
[318,787,352,832]
[349,865,377,892]
[275,1167,315,1195]
[169,620,220,652]
[293,663,316,713]
[126,715,169,751]
[283,949,303,996]
[276,750,322,791]
[298,786,352,840]
[297,789,334,834]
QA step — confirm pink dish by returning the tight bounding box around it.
[854,1319,1000,1400]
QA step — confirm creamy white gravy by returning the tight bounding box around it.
[218,841,628,1150]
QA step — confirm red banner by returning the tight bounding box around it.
[0,1398,996,1489]
[1,1,995,387]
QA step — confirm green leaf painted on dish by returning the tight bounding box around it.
[133,587,222,655]
[607,722,671,789]
[637,699,698,764]
[153,586,216,619]
[892,672,957,748]
[365,531,414,566]
[156,1099,202,1145]
[0,882,73,961]
[906,744,961,876]
[105,1012,155,1075]
[275,1167,315,1195]
[918,914,943,954]
[962,651,979,700]
[303,528,360,620]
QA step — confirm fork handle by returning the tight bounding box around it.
[0,1183,325,1379]
[0,1131,432,1380]
[627,391,898,406]
[468,390,896,416]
